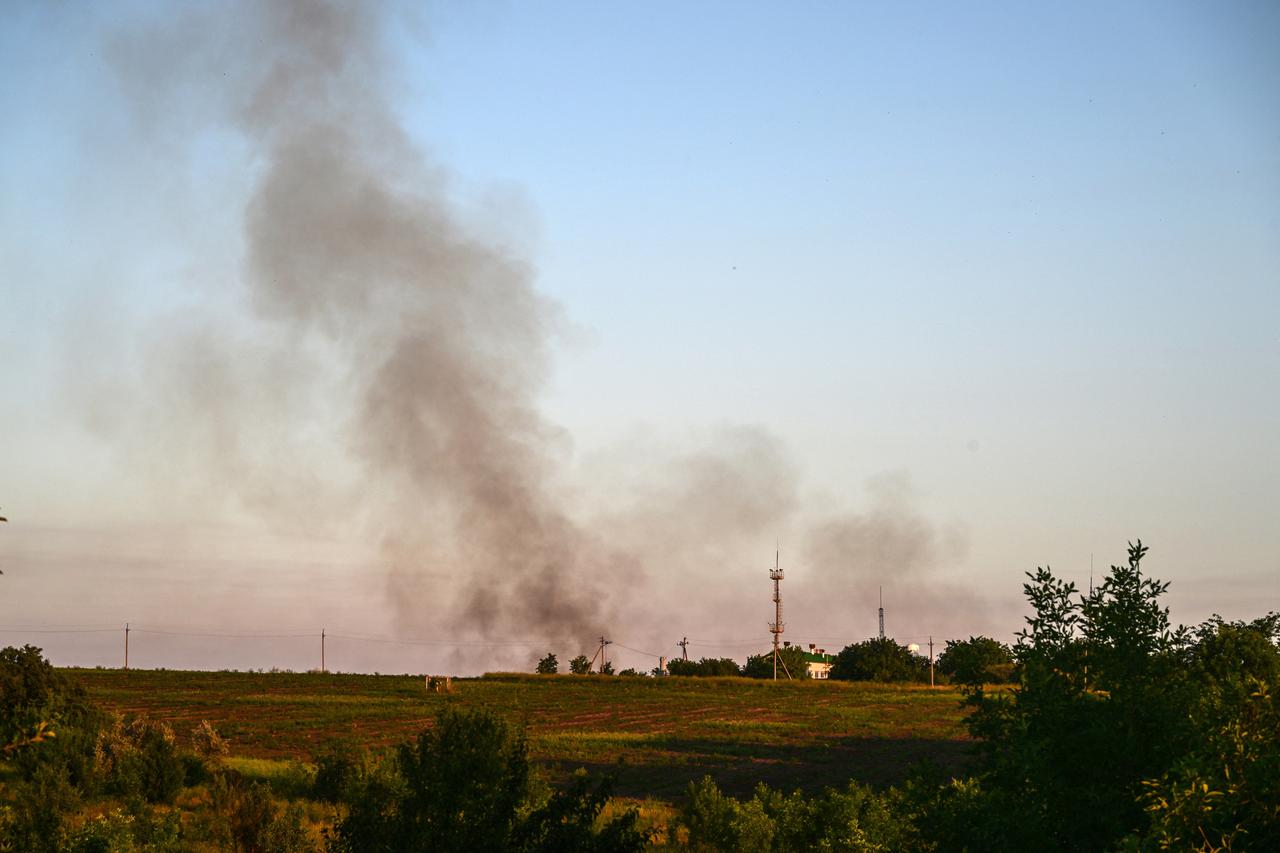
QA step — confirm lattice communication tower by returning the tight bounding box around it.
[769,549,785,680]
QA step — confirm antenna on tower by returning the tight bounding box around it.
[878,586,885,640]
[768,545,788,680]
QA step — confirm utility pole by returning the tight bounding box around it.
[321,628,326,674]
[124,622,130,671]
[677,637,689,661]
[928,636,935,687]
[598,636,612,674]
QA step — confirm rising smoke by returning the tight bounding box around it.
[78,0,980,670]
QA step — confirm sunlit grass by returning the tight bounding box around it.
[68,668,974,799]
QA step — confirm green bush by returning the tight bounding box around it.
[312,744,361,804]
[0,762,80,853]
[963,541,1202,851]
[13,708,103,791]
[3,645,103,790]
[94,714,186,803]
[191,719,230,758]
[334,707,531,851]
[666,657,741,677]
[1126,616,1280,851]
[328,707,646,852]
[830,638,926,682]
[936,636,1014,685]
[66,804,184,853]
[510,770,649,853]
[680,775,909,852]
[742,646,810,680]
[229,782,314,853]
[0,645,68,744]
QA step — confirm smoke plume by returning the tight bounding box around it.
[72,1,982,670]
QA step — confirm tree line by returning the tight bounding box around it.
[534,634,1015,684]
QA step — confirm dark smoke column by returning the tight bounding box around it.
[226,1,623,654]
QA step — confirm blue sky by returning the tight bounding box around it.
[1,1,1277,672]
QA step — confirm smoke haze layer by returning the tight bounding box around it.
[51,0,984,671]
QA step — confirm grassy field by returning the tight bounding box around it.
[68,669,973,802]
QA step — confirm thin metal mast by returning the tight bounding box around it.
[878,587,885,640]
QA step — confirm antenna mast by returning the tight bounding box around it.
[878,587,885,640]
[769,547,785,680]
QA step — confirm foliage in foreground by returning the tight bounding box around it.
[681,775,910,852]
[327,706,649,853]
[958,542,1280,851]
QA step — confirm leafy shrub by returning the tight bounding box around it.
[66,808,136,853]
[830,638,926,682]
[328,707,645,852]
[229,782,314,853]
[682,775,753,851]
[964,541,1202,851]
[0,645,68,744]
[535,653,558,674]
[182,752,214,787]
[311,744,361,804]
[0,762,80,853]
[1127,616,1280,851]
[666,657,741,677]
[681,775,908,852]
[66,804,184,853]
[338,707,530,851]
[568,655,592,674]
[3,645,102,789]
[13,709,103,791]
[936,636,1014,685]
[743,646,811,680]
[510,770,649,852]
[191,719,230,758]
[95,714,186,803]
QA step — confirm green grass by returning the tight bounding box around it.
[67,668,974,801]
[223,756,315,799]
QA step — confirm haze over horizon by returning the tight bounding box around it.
[2,1,1277,675]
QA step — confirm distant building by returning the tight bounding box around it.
[803,644,834,679]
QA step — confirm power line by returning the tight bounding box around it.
[686,637,772,647]
[131,628,315,640]
[329,633,549,648]
[611,641,661,659]
[0,627,119,634]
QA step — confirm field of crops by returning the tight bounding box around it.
[68,669,972,801]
